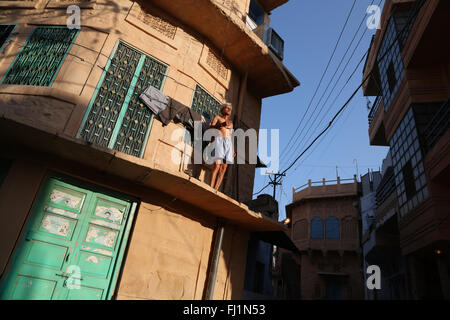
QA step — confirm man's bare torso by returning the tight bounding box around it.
[212,116,233,139]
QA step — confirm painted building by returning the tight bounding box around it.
[285,177,365,300]
[0,0,299,300]
[363,0,450,299]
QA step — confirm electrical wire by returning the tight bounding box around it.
[279,0,358,161]
[281,0,382,167]
[253,0,426,196]
[290,50,369,172]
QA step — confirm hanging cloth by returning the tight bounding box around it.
[139,85,170,115]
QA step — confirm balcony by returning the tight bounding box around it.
[375,166,396,208]
[423,98,450,154]
[149,0,299,98]
[257,0,289,12]
[245,15,285,61]
[368,96,388,146]
[368,96,382,126]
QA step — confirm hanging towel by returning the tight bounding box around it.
[139,85,170,115]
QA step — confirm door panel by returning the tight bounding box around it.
[66,285,103,300]
[0,177,137,300]
[25,240,67,270]
[60,193,132,300]
[11,276,57,300]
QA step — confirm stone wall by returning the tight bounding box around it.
[0,0,262,203]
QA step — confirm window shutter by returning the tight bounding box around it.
[79,41,167,157]
[311,217,324,239]
[3,26,78,87]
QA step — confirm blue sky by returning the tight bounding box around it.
[253,0,389,220]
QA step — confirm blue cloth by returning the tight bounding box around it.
[211,137,233,164]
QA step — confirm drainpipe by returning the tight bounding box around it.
[234,72,248,201]
[205,218,226,300]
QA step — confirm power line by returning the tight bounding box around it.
[255,0,424,196]
[282,0,381,167]
[254,0,425,196]
[290,50,370,172]
[279,0,358,161]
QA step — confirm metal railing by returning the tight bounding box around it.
[375,166,396,208]
[424,98,450,153]
[368,96,382,125]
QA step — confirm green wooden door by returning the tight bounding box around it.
[0,177,137,300]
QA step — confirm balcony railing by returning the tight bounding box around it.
[368,96,382,125]
[424,98,450,153]
[375,166,395,208]
[294,177,356,193]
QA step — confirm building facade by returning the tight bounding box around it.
[363,0,450,299]
[360,156,407,300]
[0,0,299,300]
[285,177,365,300]
[360,169,381,299]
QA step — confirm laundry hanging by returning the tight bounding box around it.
[158,98,203,130]
[139,85,170,115]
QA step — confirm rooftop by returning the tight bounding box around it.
[291,176,360,204]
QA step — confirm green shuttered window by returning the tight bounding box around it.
[191,85,221,123]
[79,41,167,158]
[184,85,221,145]
[2,26,79,87]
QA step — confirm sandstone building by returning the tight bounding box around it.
[284,177,364,300]
[0,0,299,300]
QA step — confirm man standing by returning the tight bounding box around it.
[209,103,234,190]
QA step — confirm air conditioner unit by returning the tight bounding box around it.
[264,27,284,61]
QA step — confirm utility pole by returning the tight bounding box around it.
[267,172,286,199]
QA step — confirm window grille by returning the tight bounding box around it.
[191,85,221,123]
[2,26,79,87]
[78,41,167,157]
[377,17,404,111]
[389,107,428,217]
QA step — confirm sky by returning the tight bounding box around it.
[253,0,389,221]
